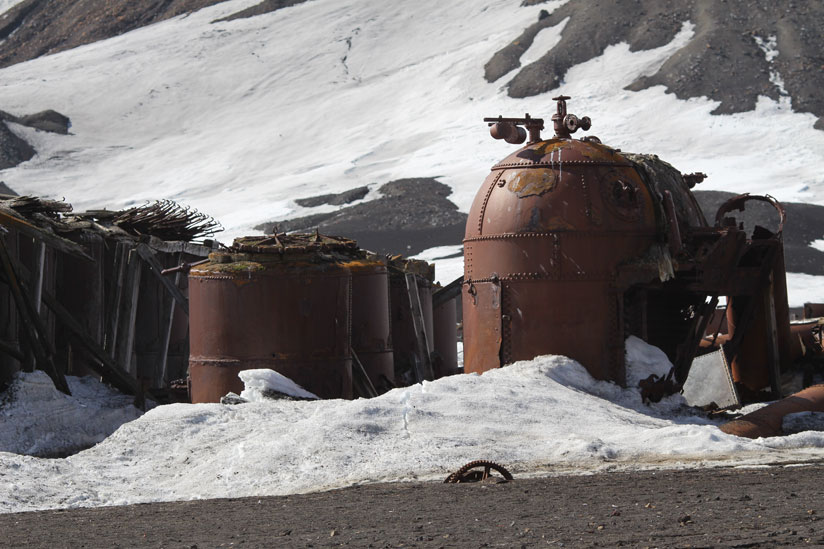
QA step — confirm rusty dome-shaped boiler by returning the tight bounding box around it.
[463,96,713,385]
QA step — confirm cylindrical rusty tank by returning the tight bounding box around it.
[464,97,706,384]
[389,257,435,385]
[433,296,458,378]
[342,255,394,393]
[188,234,356,403]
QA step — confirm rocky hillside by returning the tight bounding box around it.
[0,0,307,69]
[490,0,824,129]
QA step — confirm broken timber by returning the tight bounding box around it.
[405,272,435,382]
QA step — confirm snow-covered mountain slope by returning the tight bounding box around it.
[0,0,822,244]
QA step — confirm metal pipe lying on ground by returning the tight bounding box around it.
[720,384,824,438]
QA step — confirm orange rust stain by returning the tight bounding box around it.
[535,141,568,155]
[507,169,558,198]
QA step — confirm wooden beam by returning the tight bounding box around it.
[0,206,92,259]
[4,237,140,396]
[106,242,129,358]
[432,276,463,309]
[351,347,378,398]
[116,248,142,377]
[0,339,23,362]
[39,287,140,396]
[0,235,70,394]
[135,243,188,315]
[158,253,182,386]
[405,273,434,382]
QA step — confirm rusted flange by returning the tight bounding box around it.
[715,193,786,236]
[444,460,514,483]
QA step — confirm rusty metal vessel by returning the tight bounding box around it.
[188,234,356,402]
[464,96,792,400]
[343,255,394,392]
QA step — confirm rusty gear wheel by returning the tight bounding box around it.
[444,460,513,483]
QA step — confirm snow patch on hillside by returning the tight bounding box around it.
[0,0,822,243]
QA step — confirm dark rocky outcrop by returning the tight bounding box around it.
[214,0,310,22]
[256,178,467,256]
[0,121,35,170]
[294,186,369,208]
[0,109,72,169]
[0,0,312,69]
[490,0,824,129]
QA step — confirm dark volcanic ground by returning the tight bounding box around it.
[256,178,468,257]
[2,465,823,548]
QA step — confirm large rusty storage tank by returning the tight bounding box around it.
[342,255,394,393]
[188,234,357,402]
[463,96,709,384]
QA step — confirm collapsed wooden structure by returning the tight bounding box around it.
[0,194,218,403]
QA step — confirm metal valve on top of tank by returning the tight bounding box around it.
[551,95,591,139]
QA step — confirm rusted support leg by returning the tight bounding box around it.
[764,274,782,399]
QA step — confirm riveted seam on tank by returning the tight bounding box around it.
[492,160,632,169]
[501,281,512,365]
[463,231,656,242]
[581,174,593,221]
[551,233,561,279]
[464,271,613,283]
[478,171,504,235]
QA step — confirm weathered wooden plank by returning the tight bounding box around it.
[0,206,92,259]
[136,243,188,315]
[432,276,463,309]
[158,253,182,387]
[39,286,140,396]
[106,242,129,358]
[116,248,142,377]
[0,236,70,395]
[405,273,434,382]
[351,347,378,398]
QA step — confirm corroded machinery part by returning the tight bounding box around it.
[720,384,824,438]
[444,460,514,483]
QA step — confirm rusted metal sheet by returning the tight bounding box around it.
[188,234,355,403]
[804,303,824,319]
[433,295,458,378]
[343,258,393,392]
[462,281,502,375]
[720,384,824,438]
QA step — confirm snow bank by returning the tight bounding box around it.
[0,371,144,457]
[238,368,319,401]
[2,347,824,514]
